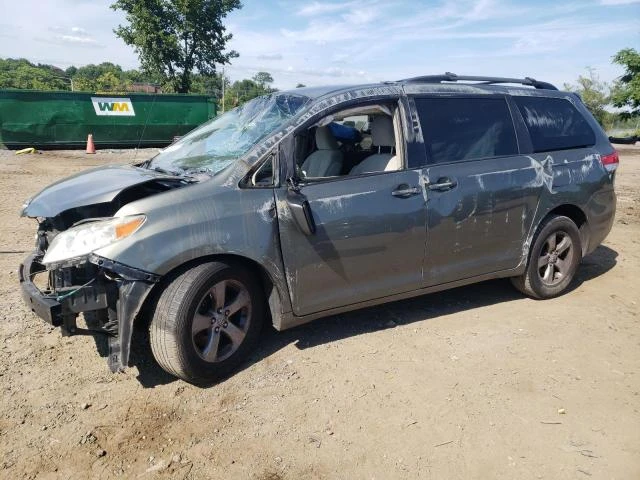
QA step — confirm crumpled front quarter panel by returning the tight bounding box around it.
[94,182,287,304]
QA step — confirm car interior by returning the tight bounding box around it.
[296,104,403,180]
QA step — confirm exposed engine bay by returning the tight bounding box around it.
[20,166,194,372]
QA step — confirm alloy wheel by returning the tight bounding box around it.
[537,231,574,286]
[191,280,252,363]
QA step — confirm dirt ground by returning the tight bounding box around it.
[0,146,638,480]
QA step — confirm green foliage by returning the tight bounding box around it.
[0,57,277,106]
[0,58,71,90]
[72,62,128,92]
[252,71,274,89]
[607,115,640,137]
[611,48,640,117]
[111,0,241,93]
[62,62,163,92]
[0,58,158,92]
[189,73,226,96]
[221,74,277,111]
[563,68,612,128]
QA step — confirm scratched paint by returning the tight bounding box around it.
[19,78,618,374]
[524,155,555,191]
[315,191,376,214]
[257,199,274,222]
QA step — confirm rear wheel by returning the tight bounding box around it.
[511,215,582,299]
[150,261,264,385]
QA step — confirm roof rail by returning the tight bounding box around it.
[399,72,558,90]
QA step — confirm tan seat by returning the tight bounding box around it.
[301,127,343,177]
[349,116,400,175]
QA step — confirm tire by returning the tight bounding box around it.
[149,261,264,385]
[511,215,582,299]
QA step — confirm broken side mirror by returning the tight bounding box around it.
[286,180,316,236]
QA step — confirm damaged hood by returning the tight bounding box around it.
[21,164,186,218]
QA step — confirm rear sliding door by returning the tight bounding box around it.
[411,95,543,286]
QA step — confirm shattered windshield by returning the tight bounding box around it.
[148,93,310,174]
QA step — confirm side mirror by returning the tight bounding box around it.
[286,189,316,235]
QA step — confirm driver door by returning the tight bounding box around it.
[275,170,426,317]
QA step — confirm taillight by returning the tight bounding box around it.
[601,151,619,172]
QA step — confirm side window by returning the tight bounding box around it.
[513,96,595,153]
[250,155,274,186]
[414,97,518,164]
[295,103,403,180]
[241,153,275,187]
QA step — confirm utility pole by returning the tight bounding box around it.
[221,67,225,113]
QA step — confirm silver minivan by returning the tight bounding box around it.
[20,74,618,384]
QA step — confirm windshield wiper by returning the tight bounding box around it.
[181,166,216,176]
[152,166,181,175]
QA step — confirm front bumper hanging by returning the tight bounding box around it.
[19,252,159,372]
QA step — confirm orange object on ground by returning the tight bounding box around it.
[85,134,96,154]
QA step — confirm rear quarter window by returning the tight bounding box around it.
[414,97,518,164]
[513,96,595,153]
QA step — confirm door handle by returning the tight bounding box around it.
[427,177,457,192]
[392,184,421,198]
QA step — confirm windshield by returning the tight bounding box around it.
[149,93,310,174]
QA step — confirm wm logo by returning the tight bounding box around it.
[91,97,136,116]
[98,102,130,112]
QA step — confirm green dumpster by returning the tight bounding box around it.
[0,90,217,149]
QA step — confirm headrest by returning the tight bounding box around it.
[315,126,339,150]
[371,115,395,147]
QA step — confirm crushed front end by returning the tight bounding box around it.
[18,211,159,373]
[20,231,158,372]
[17,164,196,371]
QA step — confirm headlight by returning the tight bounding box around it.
[42,215,146,265]
[20,197,32,215]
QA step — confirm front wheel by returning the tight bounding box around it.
[150,261,264,385]
[511,215,582,299]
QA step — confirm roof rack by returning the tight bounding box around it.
[399,72,558,90]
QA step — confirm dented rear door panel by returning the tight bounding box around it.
[423,155,541,285]
[532,147,615,253]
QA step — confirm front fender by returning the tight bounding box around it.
[94,183,293,320]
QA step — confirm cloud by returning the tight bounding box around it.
[256,53,283,60]
[599,0,640,4]
[226,0,639,88]
[45,25,103,47]
[55,35,100,45]
[2,0,637,91]
[295,1,357,17]
[223,61,372,88]
[50,26,88,35]
[281,0,528,45]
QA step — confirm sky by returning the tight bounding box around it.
[0,0,638,90]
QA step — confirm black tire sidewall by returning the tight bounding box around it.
[526,216,582,298]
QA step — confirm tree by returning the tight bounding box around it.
[252,71,274,89]
[611,48,640,117]
[564,68,612,128]
[0,57,168,93]
[72,62,127,92]
[190,72,226,96]
[111,0,241,93]
[0,58,70,90]
[65,66,78,77]
[221,73,278,111]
